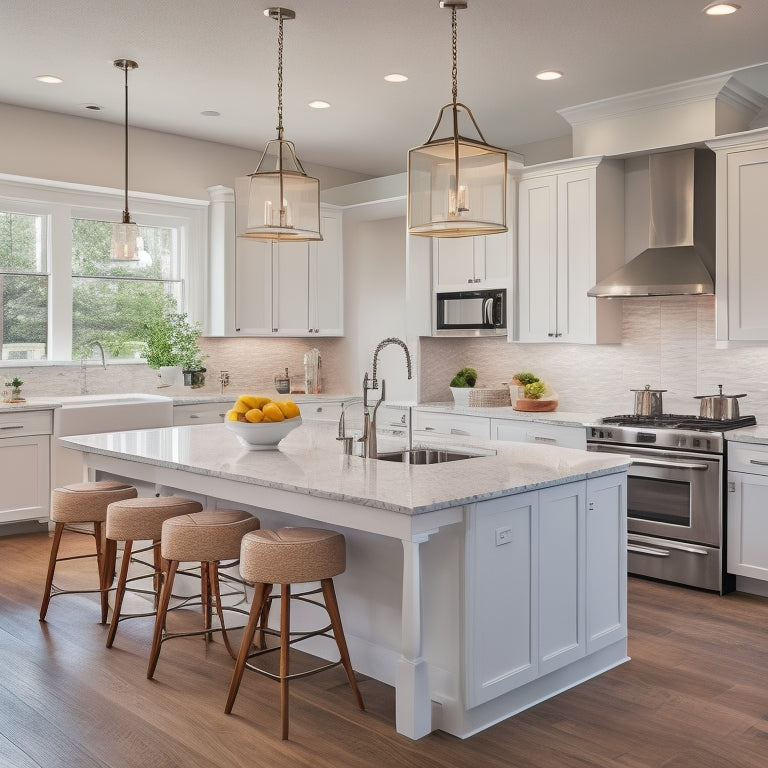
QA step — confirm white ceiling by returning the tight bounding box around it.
[2,0,768,177]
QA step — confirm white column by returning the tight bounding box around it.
[206,185,234,336]
[396,529,437,739]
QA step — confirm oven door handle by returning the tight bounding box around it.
[630,457,710,471]
[628,544,670,557]
[628,536,710,557]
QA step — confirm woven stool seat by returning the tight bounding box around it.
[40,480,137,623]
[225,526,364,740]
[240,527,346,584]
[147,509,260,679]
[105,496,203,648]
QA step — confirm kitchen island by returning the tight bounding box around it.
[61,421,629,740]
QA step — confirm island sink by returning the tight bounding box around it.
[376,447,486,464]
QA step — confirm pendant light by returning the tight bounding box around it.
[241,7,321,242]
[408,1,508,238]
[110,59,141,262]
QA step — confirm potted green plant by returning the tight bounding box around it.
[141,302,207,388]
[449,367,477,406]
[4,376,24,401]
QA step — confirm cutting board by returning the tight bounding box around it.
[514,397,558,412]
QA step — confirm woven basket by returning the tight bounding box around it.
[468,387,512,408]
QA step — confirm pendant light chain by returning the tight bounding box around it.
[122,63,130,223]
[276,9,284,140]
[451,6,458,107]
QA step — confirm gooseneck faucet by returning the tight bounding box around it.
[359,337,413,459]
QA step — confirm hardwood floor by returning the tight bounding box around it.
[3,529,768,768]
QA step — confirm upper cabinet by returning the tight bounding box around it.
[707,128,768,343]
[433,232,510,291]
[224,178,343,337]
[516,157,624,344]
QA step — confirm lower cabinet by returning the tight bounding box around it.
[0,410,52,525]
[412,410,491,440]
[463,472,626,708]
[727,441,768,580]
[491,418,586,450]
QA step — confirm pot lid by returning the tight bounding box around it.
[630,384,666,393]
[694,384,747,399]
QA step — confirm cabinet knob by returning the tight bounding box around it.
[547,332,554,337]
[272,327,278,333]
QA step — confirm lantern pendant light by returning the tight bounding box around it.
[241,7,322,242]
[408,1,508,238]
[110,59,141,262]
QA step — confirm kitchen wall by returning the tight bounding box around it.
[420,295,768,421]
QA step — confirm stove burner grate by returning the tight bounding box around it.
[601,414,756,431]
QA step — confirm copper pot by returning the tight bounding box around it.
[631,385,666,417]
[694,385,747,420]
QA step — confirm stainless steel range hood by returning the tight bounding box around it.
[588,148,715,297]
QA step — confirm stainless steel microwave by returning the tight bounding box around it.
[435,289,507,336]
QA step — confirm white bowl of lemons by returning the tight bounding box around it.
[226,395,302,450]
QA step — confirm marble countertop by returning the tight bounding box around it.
[60,421,629,515]
[172,393,361,405]
[0,398,60,413]
[726,425,768,445]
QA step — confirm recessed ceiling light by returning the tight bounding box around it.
[200,110,221,117]
[35,75,63,84]
[703,2,740,14]
[536,70,563,81]
[308,100,331,109]
[384,73,408,83]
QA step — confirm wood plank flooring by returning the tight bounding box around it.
[2,529,768,767]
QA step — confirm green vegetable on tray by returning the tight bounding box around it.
[524,381,547,400]
[450,367,478,388]
[512,372,539,385]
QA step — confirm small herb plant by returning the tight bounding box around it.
[450,367,478,388]
[5,377,23,389]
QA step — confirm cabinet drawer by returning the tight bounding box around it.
[491,419,585,450]
[728,441,768,474]
[412,410,490,439]
[173,402,233,425]
[295,400,345,423]
[0,409,53,437]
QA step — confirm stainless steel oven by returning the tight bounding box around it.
[586,414,756,593]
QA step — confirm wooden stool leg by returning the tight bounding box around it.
[210,561,237,659]
[152,541,162,608]
[97,522,115,625]
[257,583,274,650]
[280,583,291,740]
[321,579,365,711]
[147,559,178,679]
[201,562,211,642]
[224,582,268,714]
[106,540,134,648]
[39,522,65,621]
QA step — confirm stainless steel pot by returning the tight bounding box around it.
[694,385,747,420]
[631,385,666,417]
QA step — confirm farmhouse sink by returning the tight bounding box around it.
[376,448,487,465]
[52,393,174,437]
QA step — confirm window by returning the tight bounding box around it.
[0,210,48,360]
[0,176,207,363]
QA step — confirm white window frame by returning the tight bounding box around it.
[0,173,208,364]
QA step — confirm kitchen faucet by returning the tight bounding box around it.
[79,340,107,394]
[359,337,413,459]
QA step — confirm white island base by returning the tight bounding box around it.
[61,423,629,740]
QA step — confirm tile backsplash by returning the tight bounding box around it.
[420,296,768,421]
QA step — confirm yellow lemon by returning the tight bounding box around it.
[262,402,285,422]
[244,408,265,423]
[276,400,300,419]
[240,394,272,410]
[232,399,250,415]
[226,409,241,421]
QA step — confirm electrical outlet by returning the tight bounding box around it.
[495,526,514,546]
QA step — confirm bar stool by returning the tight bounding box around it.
[40,480,138,623]
[146,509,261,679]
[224,527,365,740]
[104,495,204,648]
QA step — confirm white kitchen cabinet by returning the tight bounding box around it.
[173,401,233,425]
[233,194,343,336]
[0,409,51,525]
[517,156,623,344]
[491,418,586,450]
[464,472,626,708]
[707,129,768,342]
[727,440,768,579]
[433,233,510,290]
[412,410,490,440]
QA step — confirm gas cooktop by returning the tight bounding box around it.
[599,414,757,431]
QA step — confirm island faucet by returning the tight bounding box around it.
[360,337,413,459]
